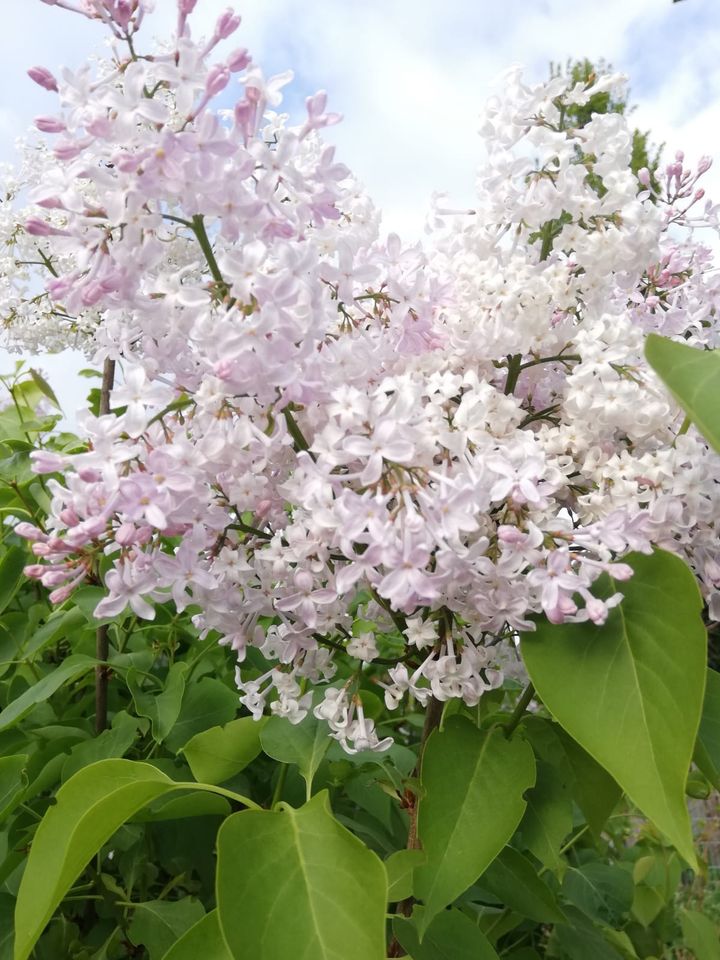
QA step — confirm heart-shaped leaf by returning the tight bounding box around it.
[414,717,536,932]
[521,550,705,867]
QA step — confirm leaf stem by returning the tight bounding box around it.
[190,214,227,289]
[271,764,290,809]
[388,695,444,958]
[283,406,315,460]
[95,358,116,735]
[503,354,522,396]
[503,683,535,738]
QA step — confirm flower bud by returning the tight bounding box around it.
[34,115,66,133]
[36,196,65,209]
[698,155,713,174]
[15,522,47,542]
[227,47,250,72]
[293,569,314,592]
[49,585,74,605]
[28,66,58,92]
[25,218,62,237]
[214,7,241,39]
[30,450,66,473]
[205,64,230,97]
[497,524,527,545]
[41,568,72,587]
[116,521,138,546]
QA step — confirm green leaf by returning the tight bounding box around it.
[0,755,27,821]
[61,711,139,781]
[19,607,87,659]
[164,678,238,753]
[482,846,565,923]
[260,711,331,800]
[72,585,117,625]
[28,369,61,411]
[561,863,634,927]
[10,760,250,960]
[680,909,719,960]
[0,654,95,733]
[0,546,27,617]
[128,899,205,960]
[518,758,573,869]
[521,550,706,867]
[216,791,387,960]
[414,717,536,932]
[161,911,231,960]
[385,849,426,902]
[645,334,720,452]
[0,892,14,960]
[182,716,266,785]
[695,668,720,789]
[554,907,624,960]
[556,727,622,836]
[13,759,179,960]
[133,791,231,822]
[127,663,188,743]
[393,908,499,960]
[631,885,665,927]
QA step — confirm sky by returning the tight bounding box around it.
[1,0,719,416]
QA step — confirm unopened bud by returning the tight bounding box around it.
[25,218,60,237]
[698,155,713,174]
[214,7,241,39]
[14,522,47,542]
[205,64,230,97]
[28,66,58,92]
[49,585,74,604]
[34,115,65,133]
[227,47,250,71]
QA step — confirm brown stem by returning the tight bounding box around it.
[95,358,115,735]
[387,696,444,957]
[404,696,444,853]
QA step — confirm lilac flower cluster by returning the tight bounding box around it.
[6,0,720,750]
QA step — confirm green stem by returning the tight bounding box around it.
[674,414,692,444]
[95,358,116,735]
[485,906,511,939]
[503,683,535,737]
[519,353,580,371]
[162,213,194,228]
[283,406,315,459]
[503,354,522,396]
[191,214,227,289]
[539,221,555,261]
[387,697,444,956]
[192,782,261,811]
[271,764,290,808]
[230,519,272,540]
[519,404,561,428]
[369,587,407,635]
[37,248,59,278]
[6,385,32,444]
